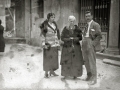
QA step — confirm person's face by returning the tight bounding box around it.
[49,15,55,22]
[69,19,75,26]
[85,13,93,22]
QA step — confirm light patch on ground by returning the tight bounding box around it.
[0,44,43,88]
[0,44,120,90]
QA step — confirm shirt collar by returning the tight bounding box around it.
[87,20,93,25]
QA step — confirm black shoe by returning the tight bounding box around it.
[44,73,49,78]
[85,72,92,81]
[50,71,59,76]
[88,80,97,85]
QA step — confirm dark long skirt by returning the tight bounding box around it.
[61,44,83,77]
[43,47,59,71]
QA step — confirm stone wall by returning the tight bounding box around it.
[29,0,80,46]
[0,0,5,28]
[44,0,80,32]
[15,0,25,38]
[14,0,80,46]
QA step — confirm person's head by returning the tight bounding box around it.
[68,15,76,26]
[0,20,2,25]
[85,11,93,22]
[47,13,55,22]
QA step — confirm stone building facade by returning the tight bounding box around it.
[0,0,120,54]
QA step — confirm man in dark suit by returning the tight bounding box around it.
[82,11,102,85]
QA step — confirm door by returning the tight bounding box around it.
[79,0,110,48]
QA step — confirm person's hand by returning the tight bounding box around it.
[59,40,64,45]
[70,37,74,39]
[44,45,48,49]
[42,45,48,49]
[74,37,79,41]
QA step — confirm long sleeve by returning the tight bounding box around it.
[57,29,60,40]
[78,29,82,40]
[53,21,60,40]
[0,25,4,34]
[61,27,71,42]
[40,20,48,37]
[93,23,102,46]
[75,29,82,41]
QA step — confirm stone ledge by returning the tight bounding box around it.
[103,59,120,67]
[5,37,26,44]
[96,52,120,61]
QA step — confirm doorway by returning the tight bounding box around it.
[79,0,110,49]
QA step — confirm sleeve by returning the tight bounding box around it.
[77,29,82,41]
[73,27,82,42]
[40,22,44,36]
[40,21,47,37]
[40,22,44,29]
[40,22,46,47]
[57,29,60,40]
[93,23,102,46]
[61,27,70,42]
[53,21,60,40]
[54,22,60,40]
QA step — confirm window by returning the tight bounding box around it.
[37,0,44,18]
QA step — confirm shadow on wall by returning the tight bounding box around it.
[30,14,45,47]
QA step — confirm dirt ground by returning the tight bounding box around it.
[0,44,120,90]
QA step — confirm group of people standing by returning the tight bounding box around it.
[40,11,102,85]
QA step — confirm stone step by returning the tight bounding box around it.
[103,59,120,67]
[5,37,26,44]
[96,52,120,61]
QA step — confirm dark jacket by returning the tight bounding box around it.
[61,25,82,47]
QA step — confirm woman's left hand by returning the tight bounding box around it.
[59,40,64,45]
[73,37,79,41]
[70,37,74,40]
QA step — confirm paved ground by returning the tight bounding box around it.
[0,44,120,90]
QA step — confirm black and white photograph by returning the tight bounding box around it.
[0,0,120,90]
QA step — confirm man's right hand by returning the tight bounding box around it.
[44,45,48,49]
[70,37,74,40]
[42,45,48,49]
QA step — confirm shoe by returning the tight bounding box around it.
[86,76,92,81]
[44,73,49,78]
[88,80,97,85]
[85,72,92,81]
[61,76,66,80]
[63,76,66,79]
[50,71,59,76]
[73,76,77,79]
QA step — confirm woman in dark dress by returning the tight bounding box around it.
[0,20,5,53]
[60,15,83,79]
[40,13,60,78]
